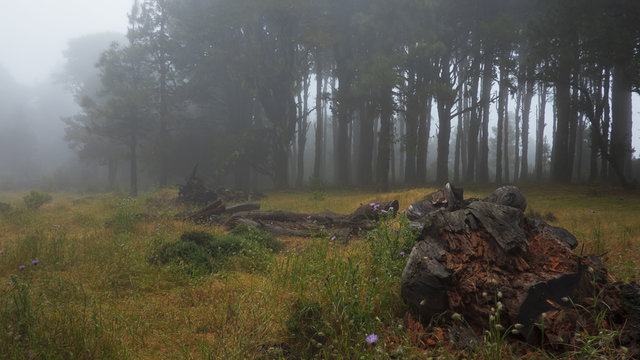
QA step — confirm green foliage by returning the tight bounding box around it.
[230,224,281,253]
[150,227,281,278]
[286,300,331,357]
[22,191,52,210]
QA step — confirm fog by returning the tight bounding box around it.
[0,1,639,193]
[0,1,131,190]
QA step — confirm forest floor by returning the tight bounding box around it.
[0,184,638,359]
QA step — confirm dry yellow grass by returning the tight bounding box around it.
[0,184,638,359]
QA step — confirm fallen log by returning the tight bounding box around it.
[402,185,640,355]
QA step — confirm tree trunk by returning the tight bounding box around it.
[520,79,534,181]
[609,64,633,185]
[404,74,419,184]
[536,83,547,181]
[436,54,453,184]
[567,88,579,181]
[503,74,510,184]
[496,66,506,185]
[296,74,310,188]
[454,92,463,184]
[601,70,610,181]
[514,84,521,182]
[478,57,492,183]
[416,97,432,183]
[466,62,481,181]
[551,53,571,183]
[358,100,374,186]
[313,59,324,179]
[376,90,393,191]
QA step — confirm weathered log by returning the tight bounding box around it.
[402,186,640,355]
[184,199,224,223]
[224,203,261,215]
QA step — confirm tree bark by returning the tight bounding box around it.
[129,132,138,197]
[496,66,506,185]
[520,78,534,181]
[358,100,374,186]
[609,64,633,185]
[313,58,324,179]
[416,97,432,183]
[478,56,492,183]
[436,54,453,184]
[535,83,547,181]
[551,51,571,183]
[376,90,394,191]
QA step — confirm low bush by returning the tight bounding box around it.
[23,190,52,210]
[150,227,281,277]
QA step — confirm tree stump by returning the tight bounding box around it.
[402,185,640,355]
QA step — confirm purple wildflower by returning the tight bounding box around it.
[374,205,380,211]
[417,226,424,231]
[369,202,376,207]
[365,334,379,344]
[392,228,399,233]
[400,251,405,256]
[389,207,394,211]
[306,215,311,220]
[330,235,336,241]
[19,265,26,270]
[590,210,595,214]
[6,281,11,286]
[380,209,388,213]
[401,209,407,214]
[32,259,39,265]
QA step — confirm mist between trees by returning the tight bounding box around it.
[2,0,640,194]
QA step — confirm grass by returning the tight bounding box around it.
[0,185,638,359]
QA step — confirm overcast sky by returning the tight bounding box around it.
[0,0,133,85]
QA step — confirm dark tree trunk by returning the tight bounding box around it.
[376,90,394,191]
[465,63,481,181]
[551,53,571,183]
[609,64,633,184]
[313,59,324,179]
[416,97,432,183]
[454,92,463,184]
[496,67,506,185]
[567,88,579,181]
[601,70,610,181]
[358,101,374,186]
[503,77,510,184]
[436,54,453,184]
[478,57,493,183]
[514,85,521,182]
[536,83,547,181]
[296,74,310,188]
[404,74,419,184]
[520,79,534,181]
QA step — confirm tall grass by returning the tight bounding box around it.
[0,185,637,358]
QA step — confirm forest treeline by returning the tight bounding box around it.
[62,0,640,194]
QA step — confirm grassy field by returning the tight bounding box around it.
[0,185,638,359]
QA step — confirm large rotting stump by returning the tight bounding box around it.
[401,185,640,355]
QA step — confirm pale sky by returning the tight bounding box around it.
[0,0,133,85]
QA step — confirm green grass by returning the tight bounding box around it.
[0,185,637,359]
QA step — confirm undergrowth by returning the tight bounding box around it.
[0,185,637,359]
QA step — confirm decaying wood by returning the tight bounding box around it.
[186,199,399,242]
[402,185,640,355]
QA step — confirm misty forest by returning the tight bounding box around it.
[2,0,640,359]
[1,0,639,193]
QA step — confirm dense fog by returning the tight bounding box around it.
[1,0,640,194]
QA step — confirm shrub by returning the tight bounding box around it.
[149,227,281,277]
[23,190,52,210]
[230,224,281,253]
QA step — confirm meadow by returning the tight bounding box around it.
[0,185,638,359]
